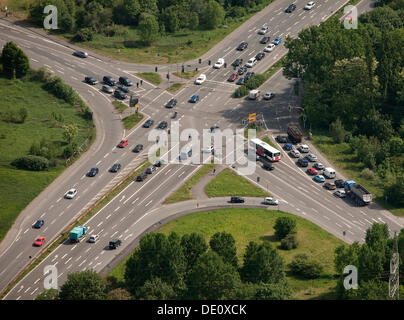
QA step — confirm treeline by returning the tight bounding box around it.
[0,41,94,171]
[283,0,404,206]
[29,0,272,44]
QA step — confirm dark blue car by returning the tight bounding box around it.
[34,219,44,229]
[273,36,282,45]
[189,94,200,103]
[284,143,293,151]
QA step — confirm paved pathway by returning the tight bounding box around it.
[190,164,226,200]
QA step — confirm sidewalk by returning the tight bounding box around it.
[190,164,226,200]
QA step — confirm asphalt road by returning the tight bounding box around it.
[1,0,401,300]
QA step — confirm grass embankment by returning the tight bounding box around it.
[109,208,344,299]
[167,83,184,92]
[173,70,199,80]
[309,132,404,217]
[0,76,93,242]
[112,101,128,113]
[122,113,144,130]
[205,168,269,197]
[136,73,161,85]
[164,164,216,204]
[261,136,277,149]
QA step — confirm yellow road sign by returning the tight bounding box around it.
[249,113,256,123]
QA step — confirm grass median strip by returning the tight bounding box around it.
[109,208,344,299]
[173,70,199,80]
[122,113,144,130]
[205,168,270,197]
[167,83,184,92]
[112,101,128,113]
[136,73,161,85]
[164,164,216,204]
[261,136,277,149]
[0,159,150,299]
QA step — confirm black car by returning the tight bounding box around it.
[210,125,220,132]
[84,76,97,85]
[236,42,248,51]
[158,121,168,129]
[143,119,154,128]
[276,135,288,143]
[117,84,129,93]
[255,52,265,60]
[33,219,44,229]
[103,76,115,86]
[237,66,247,75]
[133,144,143,153]
[335,179,345,188]
[260,36,270,44]
[153,159,162,167]
[146,166,156,174]
[232,58,243,67]
[119,76,133,86]
[324,182,336,190]
[73,51,88,58]
[261,159,274,171]
[87,167,99,177]
[297,158,309,167]
[166,98,177,108]
[245,72,255,81]
[136,172,148,181]
[114,89,126,100]
[285,4,296,13]
[230,196,245,203]
[110,163,121,172]
[109,239,122,250]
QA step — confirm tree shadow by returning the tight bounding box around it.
[259,234,278,243]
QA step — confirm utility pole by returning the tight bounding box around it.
[389,231,399,300]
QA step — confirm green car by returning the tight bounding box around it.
[117,85,129,93]
[236,77,245,85]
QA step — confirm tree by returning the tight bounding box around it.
[63,124,79,145]
[107,288,132,300]
[254,281,291,300]
[137,277,176,300]
[124,232,186,296]
[240,241,285,284]
[200,0,225,30]
[209,232,238,268]
[329,118,346,144]
[289,254,323,279]
[138,13,159,45]
[280,234,299,250]
[180,233,208,272]
[185,251,241,299]
[14,49,30,78]
[385,175,404,206]
[1,41,30,79]
[59,270,107,300]
[365,223,389,252]
[188,12,199,30]
[274,217,296,240]
[35,288,59,300]
[120,0,141,25]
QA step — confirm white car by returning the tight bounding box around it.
[290,149,300,158]
[263,92,275,100]
[203,145,214,153]
[298,144,309,153]
[264,197,279,205]
[246,57,257,68]
[88,235,99,243]
[258,26,269,35]
[264,44,275,52]
[304,1,315,10]
[305,153,317,162]
[195,74,206,84]
[65,188,77,199]
[213,58,225,69]
[334,190,346,198]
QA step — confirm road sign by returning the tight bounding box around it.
[249,113,256,123]
[135,104,139,109]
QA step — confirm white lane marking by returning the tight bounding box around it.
[145,200,153,207]
[97,221,103,227]
[75,256,82,262]
[114,206,120,212]
[323,216,330,220]
[24,287,31,293]
[16,252,23,259]
[71,244,77,251]
[61,253,67,259]
[23,228,29,234]
[336,223,342,228]
[34,278,40,285]
[104,153,109,158]
[58,272,64,279]
[106,214,112,220]
[78,259,87,267]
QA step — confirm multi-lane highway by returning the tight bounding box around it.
[1,0,401,300]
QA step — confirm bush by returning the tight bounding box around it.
[234,86,249,98]
[329,118,346,143]
[274,217,297,240]
[11,155,49,171]
[280,234,299,250]
[227,6,246,18]
[245,74,266,90]
[73,28,95,42]
[289,254,323,279]
[360,168,375,180]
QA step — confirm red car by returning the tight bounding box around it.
[118,139,128,148]
[306,168,318,175]
[33,236,46,247]
[227,73,239,82]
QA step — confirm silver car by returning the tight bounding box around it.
[102,85,113,94]
[305,153,317,162]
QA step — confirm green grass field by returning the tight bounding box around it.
[205,168,269,197]
[164,164,216,204]
[122,113,144,130]
[0,76,93,241]
[136,73,161,85]
[109,208,344,299]
[309,132,404,217]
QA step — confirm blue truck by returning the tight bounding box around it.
[344,181,372,206]
[69,226,88,243]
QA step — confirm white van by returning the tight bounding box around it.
[298,144,309,153]
[249,89,260,100]
[246,57,257,68]
[180,146,193,160]
[324,167,336,179]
